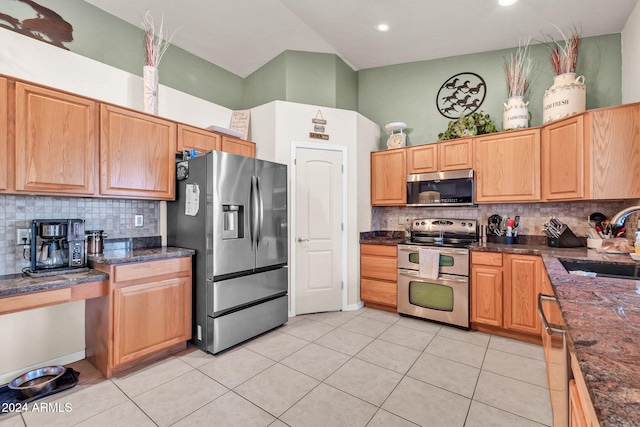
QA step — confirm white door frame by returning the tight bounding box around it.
[290,141,348,317]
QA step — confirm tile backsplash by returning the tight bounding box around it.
[373,200,640,239]
[0,195,159,276]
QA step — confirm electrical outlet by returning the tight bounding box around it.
[398,215,412,226]
[134,215,144,227]
[16,228,31,246]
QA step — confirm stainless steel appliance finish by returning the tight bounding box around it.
[85,230,107,255]
[29,219,86,274]
[396,218,477,328]
[167,150,288,354]
[538,293,568,427]
[406,169,474,207]
[8,365,66,398]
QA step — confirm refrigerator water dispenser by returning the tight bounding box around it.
[222,205,243,239]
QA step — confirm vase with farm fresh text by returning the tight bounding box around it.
[542,27,585,124]
[142,11,175,115]
[503,39,531,130]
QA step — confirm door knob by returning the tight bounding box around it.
[297,237,309,242]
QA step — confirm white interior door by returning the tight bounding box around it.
[295,147,343,314]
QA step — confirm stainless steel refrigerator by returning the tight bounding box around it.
[167,150,288,354]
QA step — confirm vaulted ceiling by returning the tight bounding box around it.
[85,0,638,78]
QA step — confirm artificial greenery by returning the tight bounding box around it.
[437,111,498,140]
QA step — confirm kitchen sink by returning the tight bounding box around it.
[559,259,640,280]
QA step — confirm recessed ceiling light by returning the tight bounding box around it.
[498,0,518,5]
[376,23,390,33]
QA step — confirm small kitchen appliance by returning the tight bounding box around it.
[28,219,87,276]
[397,218,477,328]
[85,230,107,255]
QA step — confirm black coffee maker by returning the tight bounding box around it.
[29,219,87,275]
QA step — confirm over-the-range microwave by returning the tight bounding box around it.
[406,169,474,207]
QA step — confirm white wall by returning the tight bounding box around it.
[622,0,640,103]
[250,101,379,311]
[0,27,235,381]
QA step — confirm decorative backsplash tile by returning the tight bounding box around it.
[373,200,640,239]
[0,195,159,276]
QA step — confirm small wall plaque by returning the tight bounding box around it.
[310,132,329,140]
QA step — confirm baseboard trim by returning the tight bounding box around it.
[345,301,365,311]
[0,350,86,384]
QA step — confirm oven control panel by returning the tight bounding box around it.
[411,218,476,233]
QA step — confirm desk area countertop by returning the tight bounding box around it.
[0,270,108,298]
[87,246,195,265]
[471,242,640,427]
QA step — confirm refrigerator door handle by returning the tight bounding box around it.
[250,176,259,250]
[256,176,264,248]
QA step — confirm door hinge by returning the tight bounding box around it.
[341,165,344,173]
[341,281,344,289]
[294,158,296,165]
[341,223,344,231]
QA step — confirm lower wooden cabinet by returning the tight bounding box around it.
[360,244,398,311]
[570,352,601,427]
[471,251,542,339]
[87,256,192,378]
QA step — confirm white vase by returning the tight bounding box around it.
[542,72,586,124]
[143,65,159,115]
[503,96,529,130]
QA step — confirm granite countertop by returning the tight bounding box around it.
[0,270,108,298]
[360,231,405,246]
[88,246,195,265]
[472,242,640,427]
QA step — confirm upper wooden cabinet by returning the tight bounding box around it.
[15,83,97,195]
[474,128,541,203]
[221,135,256,158]
[542,115,585,200]
[177,124,220,155]
[407,144,438,174]
[439,138,473,171]
[542,103,640,201]
[585,103,640,200]
[100,104,176,200]
[371,148,406,205]
[0,77,7,191]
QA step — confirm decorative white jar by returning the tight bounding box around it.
[503,96,529,130]
[542,72,586,124]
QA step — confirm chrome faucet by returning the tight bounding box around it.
[610,206,640,227]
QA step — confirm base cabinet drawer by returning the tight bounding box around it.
[361,279,397,306]
[360,243,398,311]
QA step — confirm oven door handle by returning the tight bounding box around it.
[398,270,468,285]
[398,246,468,256]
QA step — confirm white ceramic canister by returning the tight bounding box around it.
[542,72,586,124]
[503,96,529,130]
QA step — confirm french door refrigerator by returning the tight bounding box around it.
[168,150,288,354]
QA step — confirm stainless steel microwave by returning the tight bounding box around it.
[406,169,474,207]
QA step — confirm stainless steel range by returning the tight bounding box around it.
[397,218,477,328]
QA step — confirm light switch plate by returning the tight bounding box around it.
[134,215,144,227]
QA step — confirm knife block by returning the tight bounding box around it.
[547,226,585,248]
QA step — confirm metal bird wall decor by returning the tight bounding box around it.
[436,72,487,119]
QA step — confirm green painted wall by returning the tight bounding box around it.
[243,52,288,109]
[358,34,622,148]
[2,0,244,109]
[242,50,358,110]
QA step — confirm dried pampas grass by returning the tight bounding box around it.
[142,11,176,67]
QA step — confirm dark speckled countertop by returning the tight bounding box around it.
[0,270,108,298]
[472,242,640,427]
[88,246,195,265]
[360,231,405,245]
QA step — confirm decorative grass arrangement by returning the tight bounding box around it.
[544,26,580,75]
[142,11,175,67]
[505,38,531,98]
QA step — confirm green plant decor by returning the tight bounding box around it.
[438,111,498,140]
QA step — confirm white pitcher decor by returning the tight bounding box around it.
[503,39,531,130]
[141,11,175,115]
[542,27,585,124]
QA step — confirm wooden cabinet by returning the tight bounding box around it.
[88,257,192,378]
[542,115,585,200]
[14,82,97,195]
[221,135,256,158]
[0,77,7,191]
[474,129,541,203]
[470,252,503,327]
[570,352,601,427]
[542,103,640,201]
[439,138,473,171]
[471,251,541,339]
[503,254,541,335]
[360,244,398,312]
[177,124,220,155]
[407,144,438,174]
[100,104,176,200]
[371,149,406,205]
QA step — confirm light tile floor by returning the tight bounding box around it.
[1,307,552,427]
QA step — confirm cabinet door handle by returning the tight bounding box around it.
[537,293,565,336]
